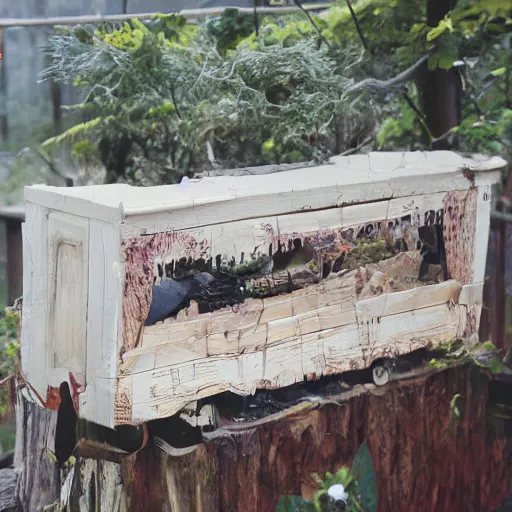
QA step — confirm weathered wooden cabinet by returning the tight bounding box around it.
[20,151,505,428]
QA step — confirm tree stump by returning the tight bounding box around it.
[13,388,59,511]
[14,365,512,512]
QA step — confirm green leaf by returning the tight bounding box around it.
[491,67,506,76]
[275,496,315,512]
[438,54,456,69]
[352,441,377,512]
[376,117,403,148]
[428,54,440,71]
[427,17,454,41]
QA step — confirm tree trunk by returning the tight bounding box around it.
[13,388,60,511]
[421,0,462,149]
[14,365,512,512]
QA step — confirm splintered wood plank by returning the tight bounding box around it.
[301,332,326,379]
[128,357,242,423]
[207,331,239,356]
[267,316,300,344]
[322,325,362,373]
[263,338,303,388]
[443,189,477,285]
[355,280,462,319]
[118,297,464,424]
[131,272,358,372]
[291,290,320,315]
[155,338,208,367]
[142,317,210,349]
[120,348,157,376]
[359,303,462,350]
[260,295,295,324]
[122,320,370,423]
[297,306,356,335]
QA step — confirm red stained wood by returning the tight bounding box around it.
[443,189,477,285]
[119,365,512,512]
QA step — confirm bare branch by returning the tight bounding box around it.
[345,0,368,51]
[340,136,373,156]
[343,50,434,96]
[293,0,331,48]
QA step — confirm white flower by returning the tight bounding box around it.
[327,484,349,503]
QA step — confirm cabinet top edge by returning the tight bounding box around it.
[23,151,506,225]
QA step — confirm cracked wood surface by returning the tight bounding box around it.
[117,275,468,423]
[20,152,503,427]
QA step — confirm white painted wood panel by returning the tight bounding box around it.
[342,201,389,228]
[46,212,89,387]
[85,220,123,380]
[277,207,343,235]
[20,201,49,397]
[473,183,493,284]
[209,217,278,262]
[387,192,445,226]
[459,283,484,306]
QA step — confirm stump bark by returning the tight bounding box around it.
[13,364,512,512]
[13,389,59,511]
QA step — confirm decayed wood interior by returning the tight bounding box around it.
[115,189,480,424]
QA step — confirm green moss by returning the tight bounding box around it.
[428,358,449,370]
[230,254,270,276]
[487,358,505,375]
[341,238,394,271]
[307,259,319,272]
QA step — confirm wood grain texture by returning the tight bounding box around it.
[120,194,435,356]
[45,366,512,512]
[118,296,468,424]
[80,220,122,427]
[47,212,89,388]
[20,152,503,427]
[14,388,60,512]
[443,189,477,285]
[20,202,50,398]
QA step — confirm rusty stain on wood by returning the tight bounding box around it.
[443,189,477,285]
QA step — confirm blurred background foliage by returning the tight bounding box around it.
[20,0,509,187]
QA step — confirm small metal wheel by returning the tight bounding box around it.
[372,364,391,386]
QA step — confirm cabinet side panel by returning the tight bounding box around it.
[80,220,122,427]
[473,183,492,284]
[86,220,122,379]
[46,212,89,388]
[20,201,49,397]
